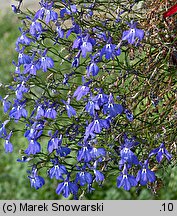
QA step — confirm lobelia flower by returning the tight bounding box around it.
[149,143,172,163]
[61,98,76,118]
[47,131,62,153]
[85,118,102,138]
[84,116,110,140]
[100,43,121,60]
[11,4,17,13]
[103,93,123,117]
[15,82,29,100]
[92,89,108,109]
[56,176,78,198]
[24,60,40,76]
[56,146,71,157]
[94,170,104,184]
[66,22,80,38]
[93,160,104,184]
[4,131,13,153]
[72,56,80,68]
[73,85,90,101]
[77,144,93,162]
[18,50,31,65]
[119,134,139,168]
[9,100,28,120]
[44,101,57,119]
[48,158,67,180]
[30,20,43,37]
[28,167,45,190]
[24,121,44,140]
[60,4,77,18]
[17,156,32,163]
[39,50,54,72]
[0,120,9,138]
[136,160,156,186]
[35,104,45,119]
[117,164,137,191]
[73,34,95,58]
[120,147,139,166]
[90,147,106,162]
[25,139,41,155]
[56,25,64,39]
[122,21,144,44]
[34,1,58,24]
[85,98,96,117]
[124,109,134,122]
[1,97,11,113]
[16,29,32,48]
[75,170,93,186]
[87,61,99,77]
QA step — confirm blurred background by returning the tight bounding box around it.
[0,1,177,200]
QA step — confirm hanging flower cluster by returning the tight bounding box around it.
[0,0,176,199]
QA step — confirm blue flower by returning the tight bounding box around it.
[45,107,57,119]
[80,40,93,58]
[4,131,13,153]
[87,62,99,77]
[16,28,32,48]
[73,85,90,101]
[9,100,28,120]
[136,160,156,186]
[100,43,121,60]
[2,98,11,113]
[94,170,104,184]
[77,146,92,162]
[34,1,58,24]
[18,51,31,65]
[24,121,44,140]
[45,8,58,24]
[60,4,77,18]
[149,143,172,163]
[56,178,78,198]
[122,21,144,44]
[24,60,40,76]
[92,89,108,108]
[17,156,32,163]
[11,4,17,13]
[39,54,54,72]
[75,171,93,186]
[85,100,95,116]
[28,167,45,190]
[49,158,67,180]
[120,147,139,166]
[61,99,76,118]
[0,120,9,138]
[15,82,29,100]
[124,109,134,121]
[56,146,71,157]
[117,165,137,191]
[47,132,62,153]
[90,147,106,162]
[85,117,110,140]
[72,35,95,58]
[25,139,41,155]
[56,25,64,39]
[103,93,123,117]
[30,21,43,37]
[35,104,45,119]
[72,56,80,68]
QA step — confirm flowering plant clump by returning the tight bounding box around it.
[0,0,176,199]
